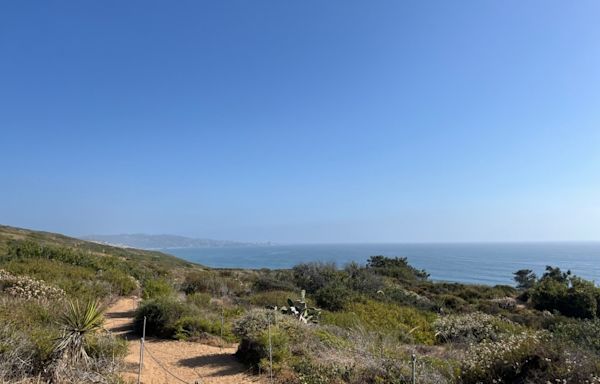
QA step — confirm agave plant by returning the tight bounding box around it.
[54,300,105,364]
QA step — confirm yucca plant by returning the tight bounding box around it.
[53,300,105,364]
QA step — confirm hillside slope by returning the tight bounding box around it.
[0,224,198,272]
[0,225,205,383]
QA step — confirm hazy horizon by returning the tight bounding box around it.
[71,230,600,246]
[2,1,600,244]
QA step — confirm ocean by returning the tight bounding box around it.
[163,242,600,286]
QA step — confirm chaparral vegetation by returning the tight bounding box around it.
[1,225,600,383]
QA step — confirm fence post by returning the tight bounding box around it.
[137,316,146,384]
[220,306,224,350]
[268,313,273,384]
[411,353,416,384]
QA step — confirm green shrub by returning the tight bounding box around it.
[257,327,292,372]
[454,286,487,303]
[290,358,351,384]
[531,278,598,319]
[487,285,518,298]
[322,300,436,344]
[134,297,192,338]
[385,286,435,310]
[253,272,297,292]
[315,281,352,311]
[313,327,352,349]
[85,333,128,360]
[292,262,338,294]
[461,331,600,384]
[553,319,600,353]
[29,325,58,362]
[101,269,137,295]
[434,312,518,343]
[1,259,104,299]
[182,271,218,294]
[5,240,146,283]
[349,361,413,384]
[174,315,237,342]
[344,262,385,294]
[1,243,139,299]
[223,306,245,319]
[182,270,245,296]
[248,290,300,308]
[142,278,174,299]
[186,292,211,307]
[436,294,468,312]
[461,331,545,383]
[234,309,306,368]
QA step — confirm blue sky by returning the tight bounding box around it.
[1,1,599,243]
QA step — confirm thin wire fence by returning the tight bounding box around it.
[143,343,199,384]
[130,306,452,384]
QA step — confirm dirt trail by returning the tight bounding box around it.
[105,297,262,384]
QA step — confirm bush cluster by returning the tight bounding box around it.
[366,255,429,281]
[553,319,600,353]
[322,299,436,344]
[0,269,65,300]
[0,301,126,384]
[174,316,236,342]
[434,312,515,343]
[2,241,138,298]
[530,275,600,319]
[182,270,246,296]
[253,270,297,292]
[134,297,191,338]
[461,331,600,383]
[234,309,307,370]
[142,277,175,299]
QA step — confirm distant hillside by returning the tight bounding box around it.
[81,233,270,249]
[0,224,198,272]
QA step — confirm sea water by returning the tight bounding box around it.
[164,242,600,286]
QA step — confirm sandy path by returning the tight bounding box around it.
[105,297,263,384]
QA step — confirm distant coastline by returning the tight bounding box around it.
[80,233,273,250]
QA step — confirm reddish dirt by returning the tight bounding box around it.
[105,297,263,384]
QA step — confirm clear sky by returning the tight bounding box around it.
[1,1,599,243]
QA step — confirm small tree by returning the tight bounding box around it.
[367,256,429,281]
[513,269,537,289]
[541,266,571,283]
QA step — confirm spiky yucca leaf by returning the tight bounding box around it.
[54,300,105,364]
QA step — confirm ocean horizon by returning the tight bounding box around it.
[163,242,600,286]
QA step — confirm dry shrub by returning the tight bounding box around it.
[0,324,38,382]
[0,269,65,301]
